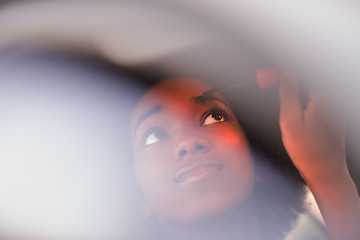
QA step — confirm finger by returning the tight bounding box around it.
[278,73,303,126]
[306,81,327,110]
[305,80,338,120]
[306,83,346,137]
[256,67,282,89]
[305,82,346,120]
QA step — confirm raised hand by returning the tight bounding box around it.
[278,74,346,182]
[257,68,360,240]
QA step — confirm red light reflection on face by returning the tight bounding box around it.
[131,78,255,223]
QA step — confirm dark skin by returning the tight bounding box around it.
[276,71,360,240]
[131,72,360,240]
[132,78,260,239]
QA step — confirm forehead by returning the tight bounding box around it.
[132,78,212,121]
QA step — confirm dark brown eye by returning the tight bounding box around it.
[201,109,228,126]
[212,113,223,121]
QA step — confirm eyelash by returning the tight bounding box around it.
[141,108,229,146]
[200,108,229,126]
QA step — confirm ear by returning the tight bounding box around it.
[141,202,154,219]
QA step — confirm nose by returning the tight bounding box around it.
[175,135,210,160]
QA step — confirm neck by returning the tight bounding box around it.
[161,196,261,240]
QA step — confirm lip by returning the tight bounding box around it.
[174,160,224,185]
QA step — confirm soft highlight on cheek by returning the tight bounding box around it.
[214,127,248,147]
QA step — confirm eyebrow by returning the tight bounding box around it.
[133,105,162,135]
[192,92,229,108]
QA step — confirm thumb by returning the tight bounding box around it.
[278,72,303,126]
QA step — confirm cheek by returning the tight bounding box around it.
[134,147,168,184]
[212,124,249,149]
[210,125,254,183]
[133,146,185,221]
[133,145,173,203]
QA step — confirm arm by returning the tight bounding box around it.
[273,71,360,240]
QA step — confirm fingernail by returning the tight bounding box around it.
[256,67,282,89]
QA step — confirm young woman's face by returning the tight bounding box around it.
[131,78,255,223]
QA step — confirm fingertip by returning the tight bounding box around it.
[277,71,302,121]
[256,67,282,89]
[278,72,299,93]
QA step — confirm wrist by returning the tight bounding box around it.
[297,157,348,186]
[304,166,359,203]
